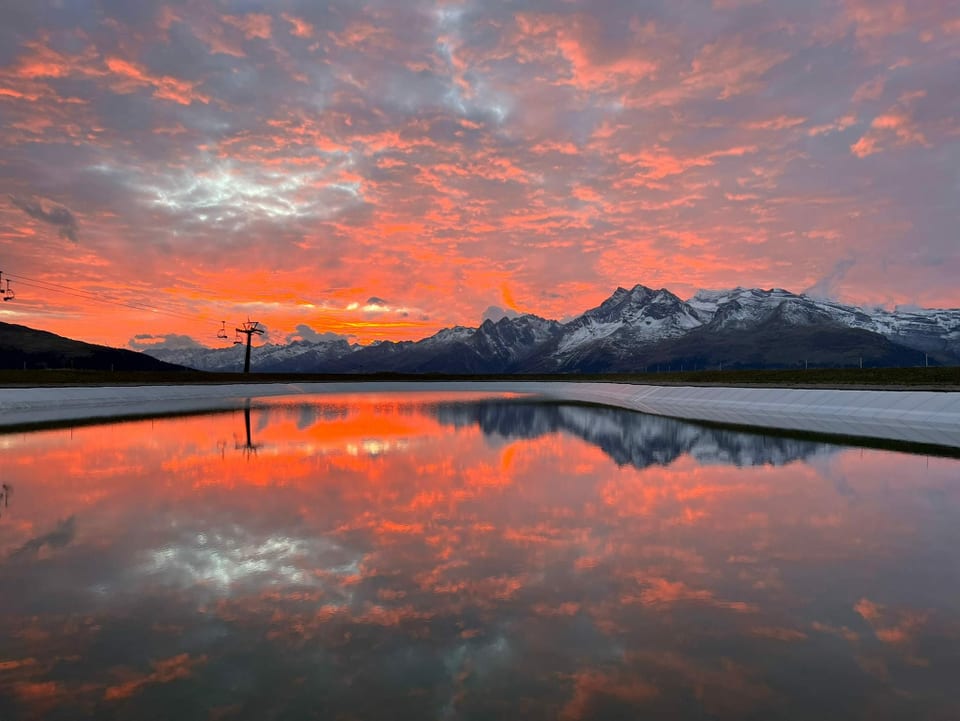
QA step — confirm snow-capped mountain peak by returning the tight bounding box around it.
[555,284,704,354]
[142,282,960,372]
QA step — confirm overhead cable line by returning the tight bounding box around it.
[6,272,221,326]
[10,276,202,323]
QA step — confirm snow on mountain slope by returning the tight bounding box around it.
[689,287,960,354]
[145,338,355,372]
[687,287,795,321]
[420,326,475,346]
[556,285,704,354]
[472,314,562,365]
[144,283,960,372]
[687,287,835,330]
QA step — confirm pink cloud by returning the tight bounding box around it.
[618,144,758,180]
[512,12,659,91]
[843,0,910,40]
[852,75,886,102]
[851,93,930,157]
[222,13,272,40]
[809,114,858,136]
[744,116,806,131]
[281,13,314,39]
[684,37,789,99]
[104,56,209,105]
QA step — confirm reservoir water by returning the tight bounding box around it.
[1,391,958,720]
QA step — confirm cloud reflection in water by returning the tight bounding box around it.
[0,393,958,720]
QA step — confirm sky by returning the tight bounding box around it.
[0,0,958,350]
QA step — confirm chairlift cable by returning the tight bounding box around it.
[7,272,205,320]
[3,271,315,344]
[5,272,231,327]
[8,276,204,324]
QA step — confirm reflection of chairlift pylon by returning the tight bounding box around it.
[234,403,260,458]
[217,320,228,340]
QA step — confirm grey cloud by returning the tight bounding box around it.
[286,324,355,344]
[9,195,79,242]
[481,305,521,323]
[251,323,273,344]
[366,296,388,305]
[804,258,856,300]
[129,333,203,351]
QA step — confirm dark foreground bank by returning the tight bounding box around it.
[0,366,958,390]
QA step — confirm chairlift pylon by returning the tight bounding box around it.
[233,318,265,374]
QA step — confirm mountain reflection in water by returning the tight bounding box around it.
[0,392,958,721]
[428,400,834,469]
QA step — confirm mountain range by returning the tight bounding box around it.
[144,284,960,374]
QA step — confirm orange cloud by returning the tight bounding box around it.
[104,56,209,105]
[744,116,806,131]
[854,598,930,646]
[222,13,272,40]
[282,13,314,39]
[513,12,658,91]
[808,114,858,136]
[844,0,910,40]
[851,95,930,157]
[104,654,207,701]
[619,144,758,180]
[684,37,789,99]
[560,670,659,720]
[500,283,519,311]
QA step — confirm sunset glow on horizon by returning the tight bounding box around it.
[0,1,957,350]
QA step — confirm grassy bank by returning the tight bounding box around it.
[0,366,958,389]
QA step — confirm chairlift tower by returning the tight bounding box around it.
[235,319,264,374]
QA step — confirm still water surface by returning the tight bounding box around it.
[1,392,958,720]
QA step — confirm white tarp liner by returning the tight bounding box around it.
[1,381,958,448]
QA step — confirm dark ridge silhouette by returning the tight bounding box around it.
[0,321,188,372]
